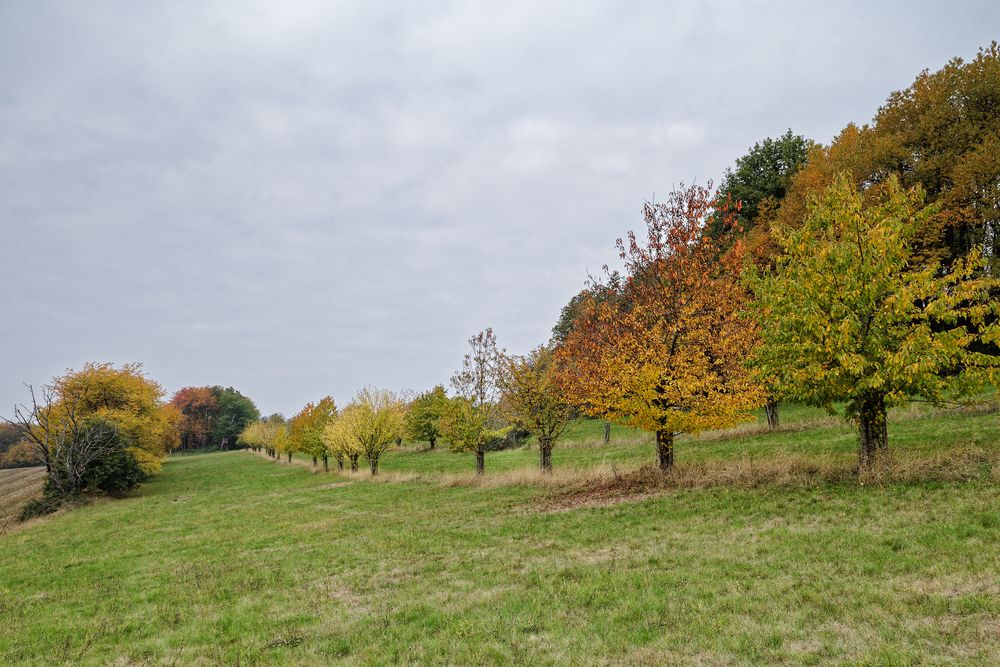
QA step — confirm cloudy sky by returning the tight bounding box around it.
[1,1,997,416]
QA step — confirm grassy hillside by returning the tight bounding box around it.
[2,408,999,665]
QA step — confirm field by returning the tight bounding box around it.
[2,405,1000,665]
[0,467,44,533]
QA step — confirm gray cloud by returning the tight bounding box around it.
[2,0,998,415]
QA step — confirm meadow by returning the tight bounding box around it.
[1,405,999,665]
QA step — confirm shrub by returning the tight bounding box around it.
[82,439,148,496]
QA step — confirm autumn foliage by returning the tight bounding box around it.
[555,184,764,469]
[750,175,1000,468]
[170,387,218,449]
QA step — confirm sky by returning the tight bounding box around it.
[1,1,998,417]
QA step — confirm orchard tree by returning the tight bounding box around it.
[404,385,448,449]
[439,396,510,475]
[288,397,337,470]
[323,389,404,475]
[238,420,284,458]
[351,388,405,475]
[556,185,764,470]
[750,175,1000,469]
[323,409,362,471]
[274,425,294,463]
[709,130,812,428]
[444,329,510,474]
[499,346,571,472]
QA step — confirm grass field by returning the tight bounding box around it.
[2,406,999,665]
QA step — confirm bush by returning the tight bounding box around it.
[82,440,148,496]
[19,482,63,520]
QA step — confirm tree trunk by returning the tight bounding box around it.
[429,437,436,450]
[369,456,379,476]
[656,430,674,470]
[312,456,317,467]
[395,437,402,447]
[539,442,553,473]
[337,455,344,471]
[323,455,329,472]
[857,393,888,470]
[764,398,779,430]
[476,450,485,475]
[603,422,611,445]
[287,452,292,463]
[350,454,359,472]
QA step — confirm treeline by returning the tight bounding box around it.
[557,43,1000,469]
[254,43,1000,478]
[168,385,260,450]
[239,332,568,476]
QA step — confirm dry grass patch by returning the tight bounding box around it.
[0,466,45,532]
[541,447,1000,511]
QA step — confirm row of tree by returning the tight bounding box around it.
[554,43,1000,470]
[239,337,571,476]
[251,44,1000,477]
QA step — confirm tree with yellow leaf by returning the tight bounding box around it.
[556,185,765,470]
[273,424,294,463]
[749,174,1000,469]
[238,419,285,459]
[288,397,337,471]
[323,407,363,471]
[323,389,404,475]
[498,345,571,472]
[6,363,180,501]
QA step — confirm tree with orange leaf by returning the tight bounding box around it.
[555,185,764,469]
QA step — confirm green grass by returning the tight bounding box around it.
[1,406,999,664]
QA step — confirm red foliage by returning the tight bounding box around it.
[170,387,219,448]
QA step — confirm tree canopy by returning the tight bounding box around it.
[749,174,1000,467]
[556,185,764,469]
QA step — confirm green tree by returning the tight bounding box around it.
[446,329,510,474]
[209,387,260,448]
[550,273,624,345]
[404,385,448,449]
[710,130,811,429]
[709,129,811,241]
[749,175,1000,469]
[439,396,510,475]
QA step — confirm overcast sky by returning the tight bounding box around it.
[1,1,997,417]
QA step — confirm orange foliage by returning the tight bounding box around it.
[555,185,765,468]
